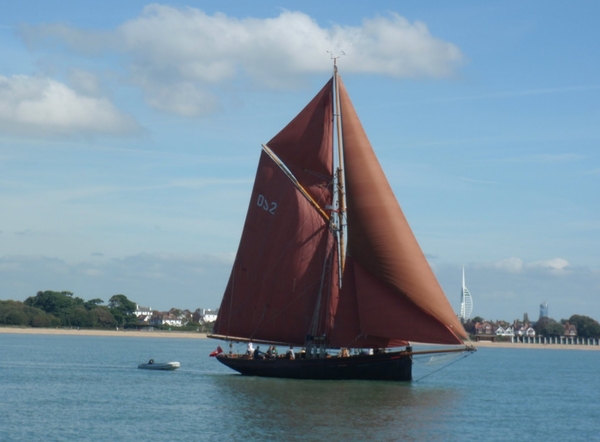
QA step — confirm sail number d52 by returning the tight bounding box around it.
[257,194,277,215]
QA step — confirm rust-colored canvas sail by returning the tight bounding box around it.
[336,76,466,344]
[214,73,467,349]
[329,256,409,349]
[267,78,334,206]
[213,81,336,345]
[212,151,335,345]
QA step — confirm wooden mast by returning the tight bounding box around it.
[332,56,347,281]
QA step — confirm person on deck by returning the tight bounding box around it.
[247,342,254,356]
[286,346,295,360]
[253,346,264,360]
[266,346,278,359]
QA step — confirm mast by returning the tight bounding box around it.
[304,56,345,355]
[332,55,347,283]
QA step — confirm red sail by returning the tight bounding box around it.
[213,81,335,345]
[329,256,409,349]
[215,74,467,348]
[336,76,467,345]
[213,151,334,345]
[267,79,334,206]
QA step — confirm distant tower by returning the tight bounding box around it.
[460,267,474,321]
[539,302,548,319]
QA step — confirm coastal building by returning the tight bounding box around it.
[459,267,474,321]
[150,313,183,327]
[193,308,218,323]
[474,321,495,341]
[201,309,218,322]
[495,326,515,337]
[134,304,153,322]
[564,323,577,337]
[539,302,549,319]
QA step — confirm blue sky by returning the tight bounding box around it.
[1,1,599,322]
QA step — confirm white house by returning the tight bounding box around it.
[134,305,153,322]
[495,326,515,337]
[524,327,536,337]
[150,313,183,327]
[201,309,218,322]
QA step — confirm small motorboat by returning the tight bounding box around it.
[138,359,180,370]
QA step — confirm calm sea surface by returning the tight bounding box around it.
[1,334,598,441]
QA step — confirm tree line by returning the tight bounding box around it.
[0,291,139,329]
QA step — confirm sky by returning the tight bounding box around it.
[1,1,599,322]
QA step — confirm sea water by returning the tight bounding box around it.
[1,334,598,441]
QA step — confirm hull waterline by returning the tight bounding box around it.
[215,351,412,381]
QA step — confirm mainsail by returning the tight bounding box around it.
[214,80,335,346]
[213,70,467,349]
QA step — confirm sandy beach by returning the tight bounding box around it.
[2,327,599,350]
[0,327,207,339]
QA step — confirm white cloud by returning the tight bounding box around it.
[140,80,220,117]
[482,257,572,275]
[116,7,463,81]
[527,258,570,273]
[0,75,139,136]
[492,257,524,273]
[19,6,465,116]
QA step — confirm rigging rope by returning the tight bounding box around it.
[412,350,475,383]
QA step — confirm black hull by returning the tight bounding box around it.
[215,351,412,381]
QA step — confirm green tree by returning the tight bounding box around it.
[109,294,137,328]
[25,291,70,315]
[568,315,600,339]
[31,313,58,327]
[24,290,84,318]
[546,321,566,337]
[84,298,104,309]
[0,300,57,327]
[4,310,27,325]
[67,306,94,327]
[21,291,121,328]
[91,307,117,328]
[534,317,564,337]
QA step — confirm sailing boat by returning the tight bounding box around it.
[209,62,475,381]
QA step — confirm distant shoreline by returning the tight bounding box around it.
[0,327,207,339]
[2,327,599,350]
[0,327,600,351]
[472,340,600,351]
